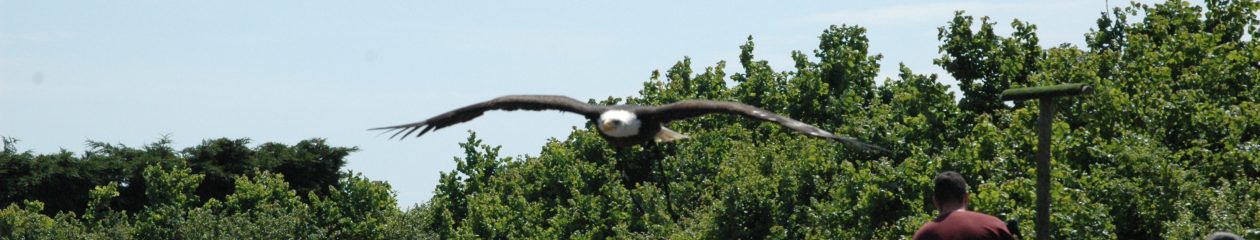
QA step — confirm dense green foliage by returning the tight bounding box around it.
[422,1,1260,238]
[0,137,434,239]
[2,0,1258,238]
[0,137,351,216]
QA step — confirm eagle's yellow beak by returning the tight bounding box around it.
[600,121,613,133]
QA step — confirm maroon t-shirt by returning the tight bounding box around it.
[912,210,1016,240]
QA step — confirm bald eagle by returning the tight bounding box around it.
[373,95,886,152]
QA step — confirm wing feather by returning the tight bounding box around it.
[640,100,887,152]
[372,95,606,139]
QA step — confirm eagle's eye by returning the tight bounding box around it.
[611,119,622,125]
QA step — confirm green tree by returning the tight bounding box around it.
[936,12,1043,117]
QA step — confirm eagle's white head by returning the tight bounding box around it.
[598,110,641,137]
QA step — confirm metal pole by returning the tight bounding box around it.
[1035,98,1055,240]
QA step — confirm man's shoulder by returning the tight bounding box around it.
[914,211,1014,240]
[953,211,1006,224]
[912,222,942,240]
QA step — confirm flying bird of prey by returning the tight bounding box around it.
[372,95,886,152]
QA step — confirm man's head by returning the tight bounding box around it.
[932,171,969,209]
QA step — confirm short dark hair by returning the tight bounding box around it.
[933,171,968,204]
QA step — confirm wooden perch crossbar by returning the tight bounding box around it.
[1000,83,1093,101]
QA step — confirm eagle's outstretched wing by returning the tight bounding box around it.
[640,100,888,153]
[372,95,606,139]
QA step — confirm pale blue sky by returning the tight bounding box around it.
[2,0,1169,207]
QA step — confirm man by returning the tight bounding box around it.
[913,171,1016,240]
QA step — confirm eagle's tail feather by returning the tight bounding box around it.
[655,127,689,143]
[836,136,890,153]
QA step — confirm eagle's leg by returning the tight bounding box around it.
[612,146,652,194]
[612,145,662,218]
[657,153,677,220]
[646,143,678,221]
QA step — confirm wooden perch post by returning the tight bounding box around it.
[1000,83,1092,240]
